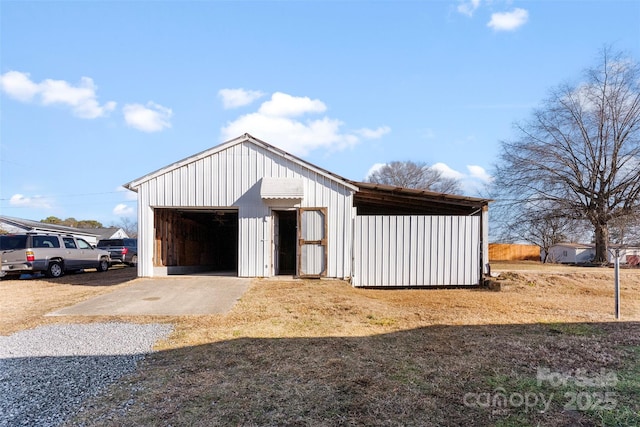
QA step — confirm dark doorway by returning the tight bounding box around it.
[276,210,297,275]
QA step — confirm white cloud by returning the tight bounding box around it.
[467,165,493,183]
[258,92,326,117]
[0,71,116,118]
[432,162,466,180]
[433,163,492,195]
[0,71,40,101]
[116,186,138,201]
[457,0,481,17]
[9,194,52,209]
[365,163,387,179]
[356,126,391,139]
[220,91,389,156]
[113,203,135,216]
[219,88,265,109]
[487,8,529,31]
[123,102,172,132]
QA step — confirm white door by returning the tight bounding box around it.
[297,208,327,278]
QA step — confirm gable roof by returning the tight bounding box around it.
[76,227,128,240]
[124,133,359,192]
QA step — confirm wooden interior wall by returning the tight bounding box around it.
[154,209,216,266]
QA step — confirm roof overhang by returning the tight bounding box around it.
[351,181,492,215]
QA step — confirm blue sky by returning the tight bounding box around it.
[1,0,639,227]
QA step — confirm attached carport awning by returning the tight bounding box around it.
[350,181,491,215]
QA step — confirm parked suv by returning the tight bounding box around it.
[0,233,111,279]
[96,238,137,266]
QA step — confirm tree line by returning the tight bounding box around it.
[40,216,138,238]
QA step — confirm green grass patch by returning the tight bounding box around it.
[365,314,397,326]
[546,322,602,336]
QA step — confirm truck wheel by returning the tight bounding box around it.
[129,255,138,267]
[97,258,109,272]
[46,261,64,278]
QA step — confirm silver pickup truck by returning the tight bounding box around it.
[0,233,111,279]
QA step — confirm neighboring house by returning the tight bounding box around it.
[0,216,127,245]
[612,245,640,266]
[543,243,640,265]
[543,243,596,264]
[124,134,491,287]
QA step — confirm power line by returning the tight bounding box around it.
[0,190,135,201]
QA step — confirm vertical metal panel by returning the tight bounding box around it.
[136,183,154,277]
[155,175,164,205]
[450,216,459,284]
[353,215,481,287]
[148,179,157,206]
[374,215,383,285]
[360,216,372,284]
[194,160,203,206]
[402,216,411,285]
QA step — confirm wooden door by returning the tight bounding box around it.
[297,208,327,278]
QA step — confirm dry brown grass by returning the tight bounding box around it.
[3,262,640,426]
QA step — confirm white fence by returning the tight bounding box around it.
[352,215,481,287]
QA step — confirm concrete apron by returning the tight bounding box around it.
[48,276,252,316]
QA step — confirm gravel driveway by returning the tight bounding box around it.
[0,322,173,427]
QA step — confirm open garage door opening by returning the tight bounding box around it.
[154,208,238,275]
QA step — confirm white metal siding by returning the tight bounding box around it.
[134,141,354,278]
[353,215,481,287]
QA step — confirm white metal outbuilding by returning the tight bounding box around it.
[125,134,491,286]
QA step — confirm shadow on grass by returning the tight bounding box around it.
[50,321,640,427]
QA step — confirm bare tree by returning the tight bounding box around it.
[115,217,138,238]
[609,211,640,245]
[493,48,640,263]
[367,160,462,194]
[505,202,588,263]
